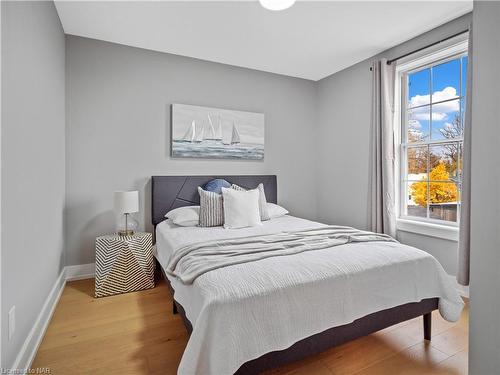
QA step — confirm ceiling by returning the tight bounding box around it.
[54,1,472,81]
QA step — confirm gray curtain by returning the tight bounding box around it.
[457,25,473,286]
[369,58,396,238]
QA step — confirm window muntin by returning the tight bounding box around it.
[400,51,467,225]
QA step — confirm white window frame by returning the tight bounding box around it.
[394,38,468,241]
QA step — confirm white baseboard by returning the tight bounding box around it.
[10,263,96,370]
[65,263,95,281]
[11,269,66,371]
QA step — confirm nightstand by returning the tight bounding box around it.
[95,232,155,298]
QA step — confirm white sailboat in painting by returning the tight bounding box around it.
[206,114,223,141]
[206,114,216,140]
[194,122,204,143]
[231,122,241,145]
[182,117,227,144]
[223,122,241,145]
[216,115,223,141]
[181,120,196,143]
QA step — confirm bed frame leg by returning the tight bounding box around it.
[173,301,178,315]
[423,312,432,341]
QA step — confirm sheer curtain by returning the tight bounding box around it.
[369,58,396,238]
[457,25,473,286]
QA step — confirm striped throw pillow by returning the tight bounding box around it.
[231,183,270,221]
[198,187,224,227]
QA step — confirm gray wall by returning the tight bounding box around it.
[316,13,472,276]
[468,2,500,374]
[1,1,65,368]
[65,36,318,266]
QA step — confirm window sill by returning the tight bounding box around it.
[396,219,459,242]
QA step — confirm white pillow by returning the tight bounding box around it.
[267,203,289,219]
[165,206,200,227]
[221,187,261,229]
[231,183,270,221]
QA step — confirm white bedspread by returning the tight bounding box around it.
[155,216,464,375]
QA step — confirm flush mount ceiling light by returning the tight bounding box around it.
[259,0,296,11]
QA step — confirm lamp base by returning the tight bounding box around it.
[116,213,138,237]
[118,229,135,237]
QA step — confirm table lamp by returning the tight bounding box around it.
[114,191,139,236]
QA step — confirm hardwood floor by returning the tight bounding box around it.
[32,278,468,375]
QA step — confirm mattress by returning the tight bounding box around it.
[155,215,464,375]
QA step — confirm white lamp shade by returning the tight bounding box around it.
[114,191,139,214]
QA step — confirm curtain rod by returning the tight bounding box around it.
[386,29,469,65]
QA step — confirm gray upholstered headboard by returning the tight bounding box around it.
[151,175,277,226]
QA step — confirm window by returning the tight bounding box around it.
[397,41,468,227]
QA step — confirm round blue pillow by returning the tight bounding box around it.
[203,179,231,194]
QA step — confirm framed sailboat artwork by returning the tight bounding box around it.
[171,104,264,160]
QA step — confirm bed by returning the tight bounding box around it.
[151,175,464,375]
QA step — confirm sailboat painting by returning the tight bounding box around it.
[171,104,264,159]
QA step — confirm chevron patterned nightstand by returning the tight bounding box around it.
[95,232,155,298]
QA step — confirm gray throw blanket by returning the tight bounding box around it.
[166,226,397,284]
